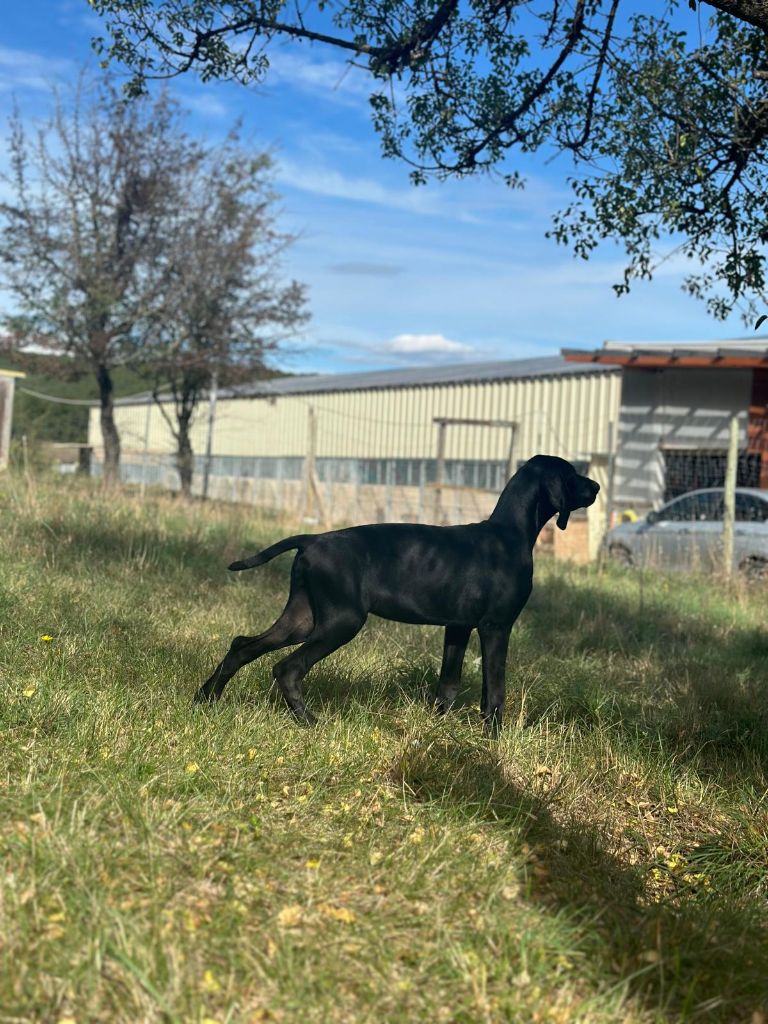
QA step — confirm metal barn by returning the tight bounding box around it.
[88,354,621,560]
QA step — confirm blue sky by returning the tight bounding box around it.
[1,0,760,376]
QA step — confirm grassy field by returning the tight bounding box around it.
[1,475,767,1023]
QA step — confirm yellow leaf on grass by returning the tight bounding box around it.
[304,859,320,870]
[318,903,356,924]
[22,687,36,698]
[276,905,303,929]
[185,762,200,774]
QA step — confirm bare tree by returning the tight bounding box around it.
[138,135,308,496]
[0,75,195,484]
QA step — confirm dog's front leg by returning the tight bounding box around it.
[435,625,472,713]
[478,624,512,736]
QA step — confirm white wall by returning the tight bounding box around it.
[614,368,751,512]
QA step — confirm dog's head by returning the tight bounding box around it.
[526,454,600,530]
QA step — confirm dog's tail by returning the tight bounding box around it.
[228,534,315,572]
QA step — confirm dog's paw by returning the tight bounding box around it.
[193,686,219,705]
[294,708,318,727]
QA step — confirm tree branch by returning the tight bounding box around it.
[701,0,768,35]
[460,0,587,168]
[562,0,621,153]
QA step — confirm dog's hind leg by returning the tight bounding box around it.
[435,625,472,714]
[272,610,366,725]
[194,586,313,704]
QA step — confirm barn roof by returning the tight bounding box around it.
[563,339,768,369]
[230,353,617,397]
[114,353,616,406]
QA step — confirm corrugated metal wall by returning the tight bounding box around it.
[89,370,621,464]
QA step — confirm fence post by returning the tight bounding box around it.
[202,369,219,500]
[140,401,151,497]
[0,377,13,472]
[722,413,739,578]
[605,420,616,535]
[505,423,517,482]
[304,405,329,528]
[433,419,446,523]
[385,459,394,521]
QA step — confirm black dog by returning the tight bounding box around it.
[195,455,599,731]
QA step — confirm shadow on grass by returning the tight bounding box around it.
[391,732,768,1021]
[23,511,303,602]
[516,570,768,770]
[173,590,768,1020]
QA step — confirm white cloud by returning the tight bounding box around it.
[275,157,445,215]
[266,49,373,106]
[384,333,474,355]
[0,44,73,93]
[178,91,230,120]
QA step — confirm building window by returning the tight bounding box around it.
[662,449,761,500]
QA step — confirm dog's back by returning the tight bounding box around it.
[296,521,531,627]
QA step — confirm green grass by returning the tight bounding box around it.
[1,474,767,1023]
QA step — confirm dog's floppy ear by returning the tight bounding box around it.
[546,473,571,531]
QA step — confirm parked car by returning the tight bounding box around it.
[605,487,768,578]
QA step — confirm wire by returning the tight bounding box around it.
[18,386,99,407]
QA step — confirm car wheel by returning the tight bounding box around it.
[738,556,768,582]
[608,545,633,567]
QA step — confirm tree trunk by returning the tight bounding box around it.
[98,365,121,487]
[176,412,194,497]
